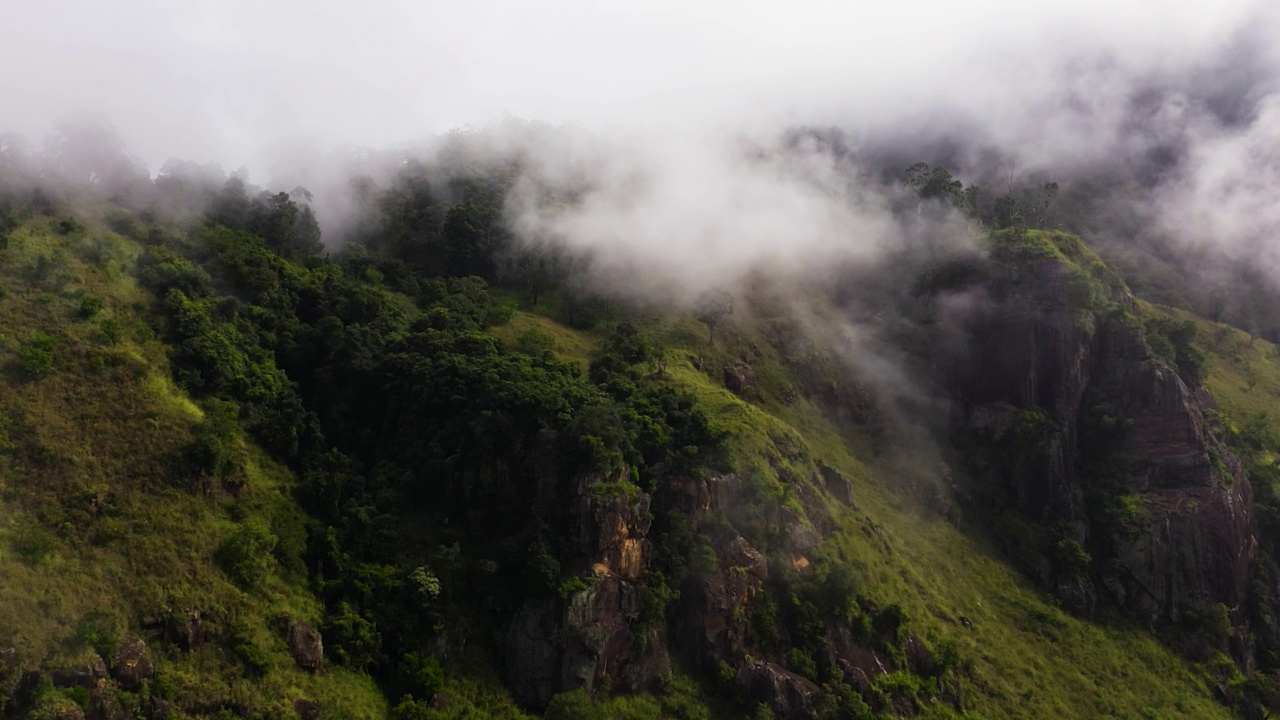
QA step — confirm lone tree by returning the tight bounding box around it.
[695,290,734,347]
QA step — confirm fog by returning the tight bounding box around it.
[1,2,1266,171]
[4,0,1280,304]
[6,0,1280,495]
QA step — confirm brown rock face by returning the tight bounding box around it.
[110,636,154,691]
[735,662,820,720]
[50,656,107,689]
[958,255,1257,631]
[286,622,324,673]
[506,469,670,708]
[724,364,755,396]
[561,575,671,694]
[678,535,768,671]
[507,600,561,708]
[574,478,652,581]
[293,699,320,720]
[87,688,126,720]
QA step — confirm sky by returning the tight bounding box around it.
[0,0,1269,176]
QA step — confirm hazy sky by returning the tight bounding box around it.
[0,0,1268,174]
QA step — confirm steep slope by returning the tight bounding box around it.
[488,305,1234,719]
[0,213,386,718]
[940,230,1255,632]
[0,194,1259,720]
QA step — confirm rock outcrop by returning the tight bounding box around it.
[677,534,769,671]
[110,636,154,691]
[286,622,324,673]
[957,249,1257,638]
[735,662,820,720]
[507,468,670,708]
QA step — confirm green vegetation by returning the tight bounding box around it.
[0,149,1263,720]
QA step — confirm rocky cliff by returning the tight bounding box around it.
[954,231,1258,658]
[507,468,670,707]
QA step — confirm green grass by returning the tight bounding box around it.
[489,310,597,368]
[0,211,386,717]
[0,210,1241,718]
[509,306,1234,719]
[1143,301,1280,425]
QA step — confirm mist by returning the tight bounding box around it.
[6,0,1280,443]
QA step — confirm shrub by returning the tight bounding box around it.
[75,609,123,658]
[18,334,56,379]
[786,647,819,682]
[228,618,272,676]
[324,602,381,669]
[545,689,605,720]
[391,696,433,720]
[399,654,445,697]
[874,603,910,640]
[216,517,277,588]
[97,317,126,346]
[516,327,555,355]
[1053,537,1092,579]
[78,295,103,319]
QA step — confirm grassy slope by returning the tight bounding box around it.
[1143,301,1280,430]
[492,304,1232,719]
[0,210,1237,718]
[0,214,385,717]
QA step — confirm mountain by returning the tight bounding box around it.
[0,147,1278,720]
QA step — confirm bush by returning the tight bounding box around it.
[786,647,819,681]
[97,317,126,346]
[399,653,445,697]
[229,619,272,676]
[324,602,381,670]
[215,517,277,588]
[75,609,123,658]
[545,689,605,720]
[79,295,103,319]
[516,328,555,355]
[18,334,56,379]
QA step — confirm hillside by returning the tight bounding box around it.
[0,170,1275,720]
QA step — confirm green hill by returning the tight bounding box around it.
[0,177,1272,720]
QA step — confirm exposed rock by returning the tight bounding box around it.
[0,646,18,703]
[846,665,871,695]
[818,463,855,507]
[507,469,670,708]
[286,622,324,673]
[47,706,85,720]
[784,521,821,556]
[293,699,320,720]
[575,470,651,580]
[170,609,208,650]
[50,656,107,689]
[902,633,936,676]
[430,692,451,709]
[87,688,125,720]
[110,636,154,691]
[724,363,755,396]
[956,252,1258,637]
[562,575,670,695]
[506,600,561,708]
[678,535,768,670]
[13,671,44,709]
[734,661,820,720]
[143,697,172,720]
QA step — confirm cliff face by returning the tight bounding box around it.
[507,469,670,707]
[957,247,1257,644]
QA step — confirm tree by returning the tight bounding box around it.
[905,163,963,205]
[695,290,734,346]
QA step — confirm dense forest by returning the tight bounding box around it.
[2,121,1280,720]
